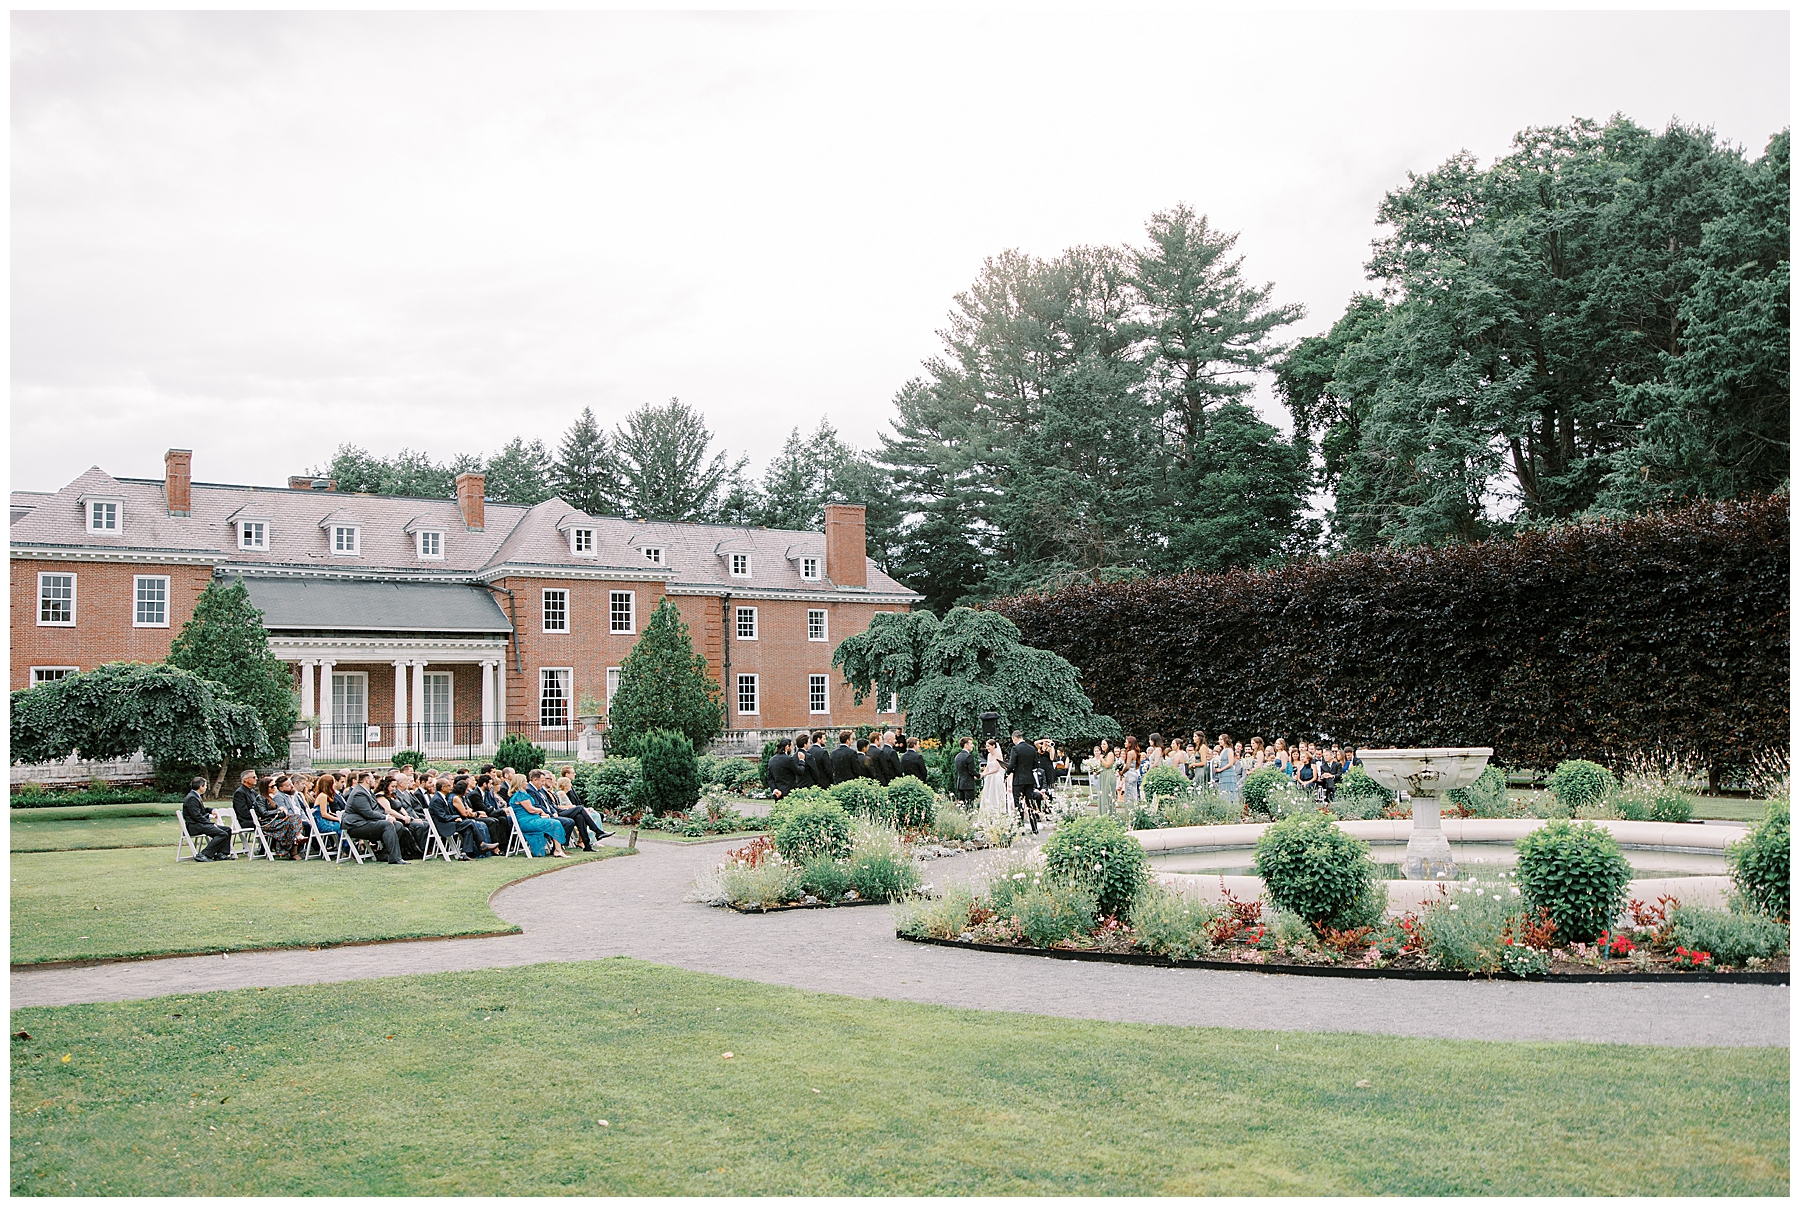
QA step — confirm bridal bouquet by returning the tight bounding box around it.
[1082,756,1103,773]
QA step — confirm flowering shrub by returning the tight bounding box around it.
[1370,912,1422,959]
[896,884,977,939]
[1598,930,1637,958]
[1418,874,1525,972]
[1041,815,1148,920]
[1240,768,1290,818]
[847,853,919,902]
[1204,887,1264,946]
[726,835,774,868]
[773,800,854,864]
[1499,939,1551,976]
[1670,946,1713,969]
[799,856,853,901]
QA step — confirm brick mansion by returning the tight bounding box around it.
[11,449,917,760]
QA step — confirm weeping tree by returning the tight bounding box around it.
[11,662,268,794]
[606,599,725,756]
[832,607,1119,743]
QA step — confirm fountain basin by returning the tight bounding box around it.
[1356,746,1495,880]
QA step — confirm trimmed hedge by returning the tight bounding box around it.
[995,496,1788,779]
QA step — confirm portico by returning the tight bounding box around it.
[283,637,511,760]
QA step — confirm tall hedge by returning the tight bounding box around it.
[993,495,1788,782]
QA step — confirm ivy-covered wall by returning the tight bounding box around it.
[993,495,1790,779]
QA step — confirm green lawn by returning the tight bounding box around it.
[10,845,626,965]
[9,959,1787,1196]
[11,807,180,854]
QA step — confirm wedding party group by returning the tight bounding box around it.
[1084,733,1363,807]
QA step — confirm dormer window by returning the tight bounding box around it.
[239,522,267,551]
[801,556,820,581]
[84,499,121,533]
[417,530,443,559]
[642,546,662,566]
[570,527,595,556]
[331,525,361,555]
[730,552,751,578]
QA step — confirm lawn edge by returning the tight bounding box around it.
[10,847,635,971]
[895,932,1793,985]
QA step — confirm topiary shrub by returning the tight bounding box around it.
[1547,760,1617,812]
[1141,766,1189,801]
[1514,820,1632,943]
[1040,814,1147,920]
[774,800,853,864]
[1241,767,1290,817]
[574,757,641,816]
[629,728,701,817]
[389,747,428,770]
[1013,882,1098,947]
[885,775,937,830]
[1727,800,1790,921]
[829,777,891,822]
[1253,811,1380,929]
[799,856,853,901]
[494,733,548,775]
[1669,904,1789,966]
[1445,765,1507,816]
[847,852,919,902]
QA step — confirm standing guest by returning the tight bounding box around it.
[1144,733,1165,770]
[953,737,979,809]
[1211,734,1240,807]
[508,773,570,857]
[766,739,799,799]
[855,737,873,776]
[807,733,835,789]
[1166,737,1191,780]
[830,730,863,784]
[182,776,234,862]
[1120,737,1143,806]
[1034,739,1057,807]
[1008,730,1042,834]
[1193,736,1214,788]
[871,731,903,786]
[1092,740,1118,815]
[791,731,815,788]
[899,738,930,783]
[231,769,260,829]
[342,772,407,864]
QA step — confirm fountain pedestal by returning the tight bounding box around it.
[1356,747,1494,881]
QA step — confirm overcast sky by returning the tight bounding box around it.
[11,9,1790,495]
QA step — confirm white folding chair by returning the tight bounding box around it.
[504,806,535,858]
[175,815,207,862]
[234,808,276,861]
[300,807,344,863]
[420,813,458,862]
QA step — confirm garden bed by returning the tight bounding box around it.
[728,895,888,914]
[895,931,1791,983]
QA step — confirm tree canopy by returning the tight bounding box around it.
[166,578,297,764]
[832,607,1119,742]
[11,662,267,768]
[605,599,725,756]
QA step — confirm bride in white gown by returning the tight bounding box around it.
[975,738,1014,832]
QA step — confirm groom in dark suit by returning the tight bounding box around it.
[1008,731,1042,834]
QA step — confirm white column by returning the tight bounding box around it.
[393,659,409,747]
[318,659,336,748]
[480,659,495,750]
[496,658,508,747]
[412,660,427,745]
[298,660,316,720]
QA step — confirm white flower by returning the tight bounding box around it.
[1492,894,1501,901]
[1449,903,1459,911]
[1093,863,1103,872]
[1510,887,1521,896]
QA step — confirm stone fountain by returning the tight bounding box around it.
[1356,747,1495,880]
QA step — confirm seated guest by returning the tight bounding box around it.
[425,775,489,859]
[182,775,234,862]
[530,769,601,850]
[469,773,517,852]
[899,738,930,783]
[446,776,501,857]
[230,768,261,830]
[555,774,612,843]
[311,773,344,840]
[508,773,571,857]
[250,774,305,859]
[341,772,407,864]
[377,775,430,860]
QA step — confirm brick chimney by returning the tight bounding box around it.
[288,475,337,491]
[455,471,486,531]
[164,449,192,516]
[823,503,867,588]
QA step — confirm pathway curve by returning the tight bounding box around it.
[11,839,1788,1047]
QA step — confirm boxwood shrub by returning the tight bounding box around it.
[773,800,853,864]
[1514,820,1632,943]
[1253,811,1380,929]
[1041,814,1147,920]
[1546,760,1617,812]
[1140,766,1190,801]
[829,777,891,822]
[1727,800,1790,921]
[884,776,937,829]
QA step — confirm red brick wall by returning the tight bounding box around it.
[491,576,670,734]
[10,559,213,690]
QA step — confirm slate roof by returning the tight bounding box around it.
[233,576,512,633]
[11,468,917,600]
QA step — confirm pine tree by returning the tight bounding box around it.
[482,437,553,505]
[551,407,616,515]
[166,578,298,782]
[611,398,745,522]
[606,599,725,756]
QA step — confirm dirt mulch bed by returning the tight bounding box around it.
[727,897,889,914]
[896,932,1790,984]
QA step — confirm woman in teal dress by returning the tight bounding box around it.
[508,775,571,857]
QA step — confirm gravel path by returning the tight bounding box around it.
[11,838,1788,1047]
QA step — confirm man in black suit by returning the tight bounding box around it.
[790,731,815,791]
[230,769,260,829]
[384,774,432,860]
[766,739,799,799]
[473,774,516,852]
[1008,731,1042,833]
[808,732,834,789]
[871,731,902,786]
[182,776,234,861]
[952,738,978,809]
[342,772,407,864]
[899,738,930,783]
[829,730,862,784]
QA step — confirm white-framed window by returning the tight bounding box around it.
[801,556,820,580]
[328,672,367,746]
[37,572,75,626]
[809,674,829,714]
[417,530,443,559]
[542,589,569,633]
[87,500,119,533]
[730,552,751,578]
[420,672,453,743]
[879,690,899,714]
[736,673,759,716]
[30,667,77,686]
[807,609,827,642]
[331,525,361,555]
[610,591,635,634]
[736,606,757,640]
[133,575,170,627]
[606,666,621,705]
[642,546,662,565]
[238,522,267,551]
[539,667,573,730]
[570,527,595,556]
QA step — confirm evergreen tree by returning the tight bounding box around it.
[606,599,725,756]
[551,407,617,515]
[833,608,1119,742]
[165,578,297,780]
[481,436,553,505]
[1158,402,1315,572]
[610,398,746,522]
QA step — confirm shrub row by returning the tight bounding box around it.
[994,495,1789,780]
